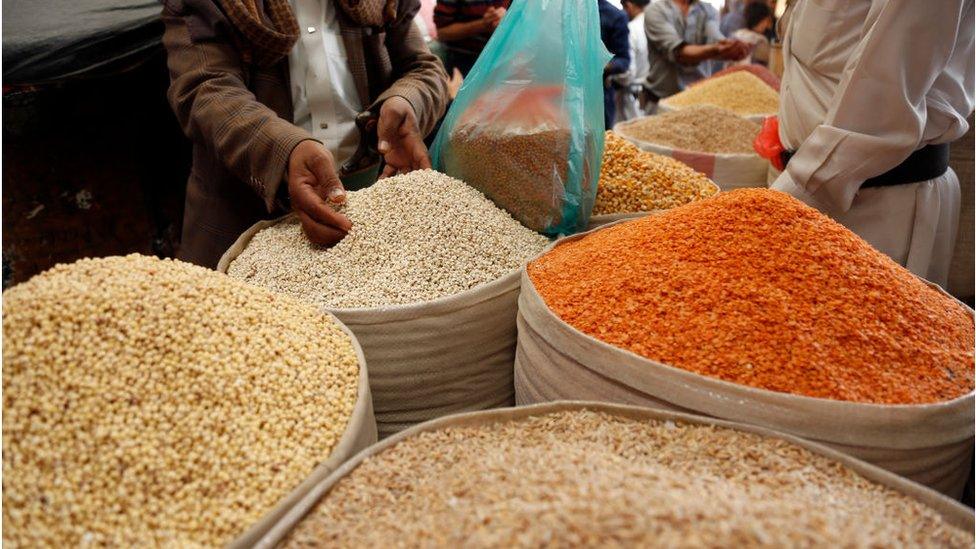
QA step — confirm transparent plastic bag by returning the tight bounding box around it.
[430,0,611,235]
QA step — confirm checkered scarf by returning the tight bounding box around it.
[217,0,399,68]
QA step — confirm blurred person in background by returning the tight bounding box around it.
[613,0,652,122]
[644,0,749,102]
[599,0,632,129]
[767,0,974,287]
[730,1,772,66]
[434,0,509,76]
[162,0,449,268]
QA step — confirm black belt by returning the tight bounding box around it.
[780,143,950,188]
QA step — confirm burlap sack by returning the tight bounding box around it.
[250,401,975,548]
[514,225,976,498]
[219,216,519,439]
[615,118,767,190]
[229,320,377,547]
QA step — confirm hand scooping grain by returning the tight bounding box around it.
[227,170,550,308]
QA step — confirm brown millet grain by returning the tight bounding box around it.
[529,189,975,404]
[616,106,761,154]
[281,410,972,548]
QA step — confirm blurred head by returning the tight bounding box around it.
[745,2,773,33]
[621,0,651,19]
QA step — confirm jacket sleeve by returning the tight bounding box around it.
[773,0,974,214]
[372,0,451,137]
[161,0,313,212]
[604,12,631,76]
[644,3,684,62]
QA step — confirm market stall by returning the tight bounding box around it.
[2,0,974,545]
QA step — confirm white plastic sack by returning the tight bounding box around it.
[514,224,976,498]
[219,216,519,440]
[250,401,975,548]
[614,117,767,190]
[229,319,377,547]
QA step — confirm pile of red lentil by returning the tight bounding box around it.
[528,189,975,405]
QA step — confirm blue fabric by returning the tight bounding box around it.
[598,0,631,76]
[598,0,629,129]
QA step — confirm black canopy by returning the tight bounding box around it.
[3,0,163,85]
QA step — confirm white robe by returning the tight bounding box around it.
[771,0,974,288]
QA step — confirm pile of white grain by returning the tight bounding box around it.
[281,410,971,548]
[227,170,549,308]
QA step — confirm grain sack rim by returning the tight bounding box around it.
[588,183,721,228]
[228,316,378,548]
[251,401,975,548]
[217,214,533,321]
[654,101,773,124]
[520,220,975,445]
[614,117,763,160]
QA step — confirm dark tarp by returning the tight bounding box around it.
[3,0,163,85]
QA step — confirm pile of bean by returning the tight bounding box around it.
[529,189,974,404]
[281,410,971,547]
[227,170,550,308]
[663,71,779,116]
[595,132,718,215]
[616,106,761,154]
[2,255,361,546]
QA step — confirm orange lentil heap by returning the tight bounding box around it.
[528,189,975,405]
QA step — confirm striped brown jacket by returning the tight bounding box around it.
[162,0,449,268]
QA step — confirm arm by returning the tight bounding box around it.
[161,2,311,212]
[434,1,491,43]
[644,5,720,66]
[773,0,973,213]
[373,0,451,175]
[162,1,349,244]
[605,14,631,76]
[373,0,451,137]
[436,19,492,42]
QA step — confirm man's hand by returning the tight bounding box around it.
[377,96,431,179]
[484,7,506,30]
[287,140,352,245]
[716,39,751,61]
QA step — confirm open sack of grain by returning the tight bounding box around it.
[2,255,376,547]
[515,189,975,497]
[245,402,972,548]
[590,132,719,229]
[220,170,549,439]
[658,70,780,122]
[614,105,767,189]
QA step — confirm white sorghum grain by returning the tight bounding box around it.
[663,71,779,116]
[595,132,718,214]
[2,255,361,547]
[617,106,762,154]
[227,170,550,308]
[281,410,972,548]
